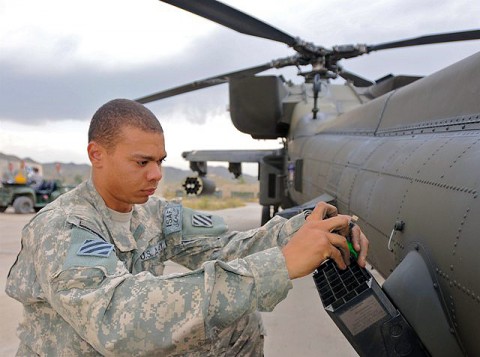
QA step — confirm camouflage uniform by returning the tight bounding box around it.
[6,180,305,356]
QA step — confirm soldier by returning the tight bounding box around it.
[29,167,44,191]
[5,99,368,356]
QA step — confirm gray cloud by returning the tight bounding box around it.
[0,27,286,124]
[1,0,478,126]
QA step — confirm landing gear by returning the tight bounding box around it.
[261,204,278,226]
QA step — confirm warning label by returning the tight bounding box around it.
[339,295,387,336]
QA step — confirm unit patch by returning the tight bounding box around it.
[192,214,213,228]
[77,239,115,258]
[163,204,182,235]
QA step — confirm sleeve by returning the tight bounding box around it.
[30,210,293,356]
[169,206,306,271]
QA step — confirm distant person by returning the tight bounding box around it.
[2,162,15,183]
[5,99,368,356]
[14,160,28,184]
[13,168,27,184]
[29,167,44,191]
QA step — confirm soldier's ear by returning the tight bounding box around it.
[87,141,105,168]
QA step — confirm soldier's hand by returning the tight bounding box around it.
[281,214,351,279]
[307,202,369,268]
[306,201,338,220]
[350,223,369,268]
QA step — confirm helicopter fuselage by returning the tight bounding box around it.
[285,51,480,356]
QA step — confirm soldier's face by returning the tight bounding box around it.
[91,125,166,212]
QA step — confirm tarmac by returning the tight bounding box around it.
[0,203,360,356]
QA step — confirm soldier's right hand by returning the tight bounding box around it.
[281,204,351,279]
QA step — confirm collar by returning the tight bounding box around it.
[85,179,141,252]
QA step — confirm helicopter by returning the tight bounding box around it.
[135,0,480,355]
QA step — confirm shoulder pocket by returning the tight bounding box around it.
[62,226,119,276]
[182,207,228,239]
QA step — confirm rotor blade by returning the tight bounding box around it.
[338,70,374,87]
[161,0,297,47]
[368,29,480,52]
[135,63,273,104]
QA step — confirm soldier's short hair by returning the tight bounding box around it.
[88,99,163,151]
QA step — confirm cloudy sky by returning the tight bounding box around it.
[1,0,479,175]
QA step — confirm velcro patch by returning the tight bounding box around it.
[77,239,115,258]
[140,241,167,261]
[163,203,182,235]
[192,214,213,228]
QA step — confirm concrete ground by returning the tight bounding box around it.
[0,203,362,356]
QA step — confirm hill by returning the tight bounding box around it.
[0,151,259,198]
[41,162,257,185]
